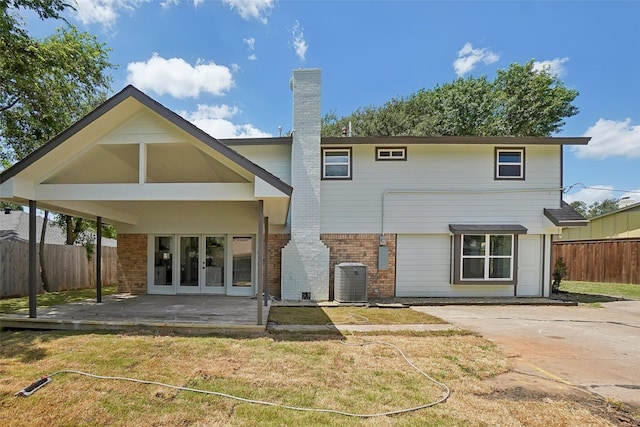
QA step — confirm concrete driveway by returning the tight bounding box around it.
[413,301,640,409]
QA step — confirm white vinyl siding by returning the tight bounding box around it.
[396,234,519,297]
[232,144,292,185]
[321,144,561,235]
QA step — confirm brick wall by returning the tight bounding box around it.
[321,234,397,299]
[267,234,290,298]
[117,234,147,294]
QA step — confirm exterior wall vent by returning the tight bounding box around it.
[334,263,368,303]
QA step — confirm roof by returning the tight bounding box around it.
[0,85,292,198]
[544,201,589,227]
[589,201,640,221]
[0,210,117,246]
[448,224,528,234]
[218,135,590,147]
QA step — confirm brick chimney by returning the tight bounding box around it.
[281,69,330,301]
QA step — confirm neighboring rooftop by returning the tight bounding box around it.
[0,210,117,246]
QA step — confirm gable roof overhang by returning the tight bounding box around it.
[544,201,589,227]
[0,86,292,225]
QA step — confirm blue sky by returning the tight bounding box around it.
[24,0,640,206]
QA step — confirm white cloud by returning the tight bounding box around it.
[573,118,640,159]
[193,0,204,7]
[243,37,257,60]
[180,104,272,138]
[73,0,148,28]
[126,54,234,98]
[564,186,614,205]
[564,185,640,206]
[160,0,179,9]
[291,20,308,61]
[223,0,274,23]
[533,57,570,77]
[453,43,499,77]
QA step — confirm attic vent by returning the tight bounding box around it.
[334,263,368,303]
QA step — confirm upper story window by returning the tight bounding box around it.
[376,147,407,161]
[322,148,352,180]
[495,148,525,180]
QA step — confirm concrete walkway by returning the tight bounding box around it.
[413,301,640,410]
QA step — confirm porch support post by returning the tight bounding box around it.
[28,200,37,318]
[257,200,264,325]
[263,216,269,307]
[96,216,102,303]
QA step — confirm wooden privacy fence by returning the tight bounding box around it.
[0,240,118,297]
[553,238,640,284]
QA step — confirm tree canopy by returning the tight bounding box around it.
[1,0,114,164]
[570,199,620,219]
[322,61,579,137]
[1,0,115,243]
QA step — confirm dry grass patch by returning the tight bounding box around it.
[0,330,629,426]
[268,306,445,325]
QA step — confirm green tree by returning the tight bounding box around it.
[570,198,619,219]
[1,0,114,288]
[322,60,579,137]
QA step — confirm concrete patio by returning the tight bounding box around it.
[0,294,270,335]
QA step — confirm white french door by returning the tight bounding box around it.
[149,234,254,296]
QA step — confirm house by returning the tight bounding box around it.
[0,68,590,307]
[559,201,640,240]
[0,209,117,246]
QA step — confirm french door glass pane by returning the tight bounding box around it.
[205,236,225,287]
[180,237,199,287]
[232,236,252,287]
[154,236,172,286]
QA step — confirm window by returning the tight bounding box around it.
[495,148,524,179]
[450,224,526,285]
[460,234,513,281]
[376,147,406,161]
[322,148,352,179]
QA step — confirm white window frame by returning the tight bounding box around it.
[376,147,406,161]
[460,234,514,281]
[495,148,525,180]
[322,147,352,179]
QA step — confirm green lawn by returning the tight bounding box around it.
[0,285,118,314]
[560,281,640,300]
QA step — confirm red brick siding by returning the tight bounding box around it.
[320,234,397,299]
[117,234,147,294]
[267,234,290,298]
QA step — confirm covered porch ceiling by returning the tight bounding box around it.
[0,86,291,225]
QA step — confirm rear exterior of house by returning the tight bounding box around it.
[0,68,589,303]
[230,69,590,300]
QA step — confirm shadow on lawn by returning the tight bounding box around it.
[551,291,627,304]
[0,330,53,363]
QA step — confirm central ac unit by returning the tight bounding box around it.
[334,263,368,303]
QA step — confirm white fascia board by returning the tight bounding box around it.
[0,177,35,200]
[35,183,255,201]
[254,176,290,198]
[37,201,139,225]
